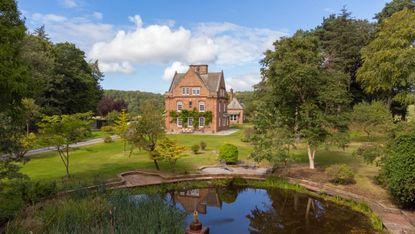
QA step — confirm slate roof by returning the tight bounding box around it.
[168,71,223,93]
[227,97,244,110]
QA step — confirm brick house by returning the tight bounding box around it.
[165,65,229,133]
[227,89,245,124]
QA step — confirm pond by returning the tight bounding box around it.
[166,187,375,234]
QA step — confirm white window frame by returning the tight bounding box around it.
[176,101,183,111]
[177,118,182,127]
[199,117,205,127]
[199,102,205,112]
[188,117,193,127]
[189,101,193,108]
[182,87,190,95]
[192,87,200,95]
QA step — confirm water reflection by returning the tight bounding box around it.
[168,187,374,234]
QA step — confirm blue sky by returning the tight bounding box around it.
[18,0,389,93]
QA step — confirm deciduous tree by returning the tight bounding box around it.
[252,31,350,169]
[37,112,92,177]
[375,0,415,23]
[21,98,41,135]
[352,101,392,139]
[128,100,165,170]
[0,0,29,111]
[357,8,415,111]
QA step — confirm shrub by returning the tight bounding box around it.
[325,164,355,184]
[200,141,207,150]
[219,144,238,164]
[100,125,114,134]
[230,124,243,129]
[103,136,113,143]
[353,143,383,164]
[241,127,254,142]
[380,134,415,208]
[191,144,200,154]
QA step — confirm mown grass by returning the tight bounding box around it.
[20,124,385,199]
[19,129,253,187]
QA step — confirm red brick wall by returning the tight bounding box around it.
[165,68,229,133]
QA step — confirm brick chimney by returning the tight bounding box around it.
[229,88,234,100]
[189,64,208,75]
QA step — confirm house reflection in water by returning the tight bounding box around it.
[173,188,222,214]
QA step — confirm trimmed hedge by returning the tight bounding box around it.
[219,144,238,163]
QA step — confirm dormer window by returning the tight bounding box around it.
[182,87,190,95]
[192,87,200,95]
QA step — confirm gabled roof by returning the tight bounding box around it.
[227,97,244,110]
[168,70,223,93]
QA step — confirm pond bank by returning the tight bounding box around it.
[51,168,414,233]
[112,169,414,234]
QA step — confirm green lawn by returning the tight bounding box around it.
[20,126,384,197]
[20,129,253,187]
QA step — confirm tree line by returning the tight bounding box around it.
[251,0,415,208]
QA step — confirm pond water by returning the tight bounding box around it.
[165,187,375,234]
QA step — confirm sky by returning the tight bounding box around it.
[18,0,389,93]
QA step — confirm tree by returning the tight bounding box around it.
[155,138,186,173]
[103,90,164,115]
[97,96,128,116]
[114,109,129,152]
[40,43,103,115]
[0,0,29,111]
[315,8,374,104]
[21,98,41,135]
[252,31,350,169]
[20,29,55,109]
[233,91,256,120]
[375,0,415,23]
[357,8,415,111]
[37,112,92,177]
[380,132,415,208]
[128,100,165,170]
[352,101,392,139]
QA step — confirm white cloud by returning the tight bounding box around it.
[226,72,261,91]
[93,12,103,20]
[89,16,217,65]
[61,0,78,8]
[27,12,114,51]
[89,15,285,74]
[99,61,135,74]
[162,61,188,81]
[32,13,67,23]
